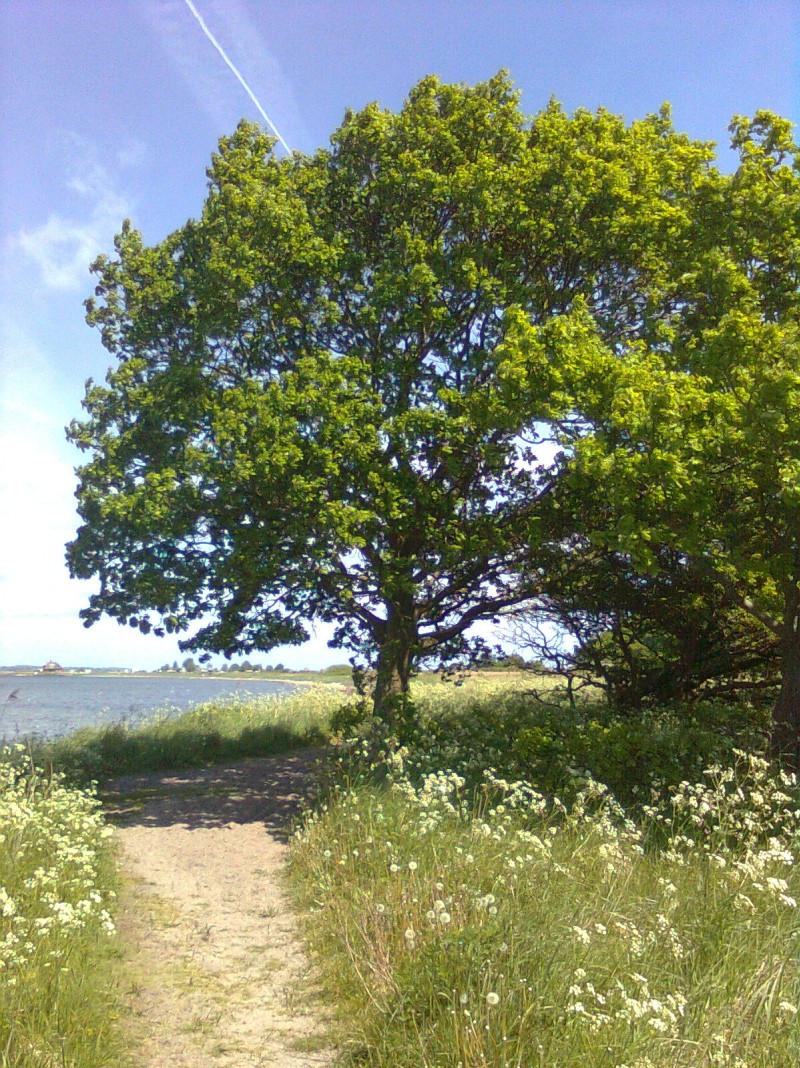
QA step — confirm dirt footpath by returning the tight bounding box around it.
[105,751,333,1068]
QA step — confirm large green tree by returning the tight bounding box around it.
[503,112,800,759]
[68,74,711,713]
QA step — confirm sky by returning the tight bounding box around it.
[0,0,797,670]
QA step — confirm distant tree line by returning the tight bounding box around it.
[158,659,287,672]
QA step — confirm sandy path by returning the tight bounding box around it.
[105,751,333,1068]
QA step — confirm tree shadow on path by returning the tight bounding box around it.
[100,747,329,842]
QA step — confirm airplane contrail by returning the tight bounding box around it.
[182,0,292,155]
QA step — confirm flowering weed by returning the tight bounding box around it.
[289,684,800,1067]
[0,747,125,1067]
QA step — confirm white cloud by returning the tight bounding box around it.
[15,156,131,291]
[0,329,85,622]
[0,320,158,666]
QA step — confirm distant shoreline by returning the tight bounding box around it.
[0,670,345,688]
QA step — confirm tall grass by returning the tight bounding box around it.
[0,748,124,1067]
[36,686,343,784]
[290,685,799,1067]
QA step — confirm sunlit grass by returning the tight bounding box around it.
[35,686,345,784]
[290,685,796,1067]
[0,749,125,1067]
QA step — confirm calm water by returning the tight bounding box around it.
[0,674,297,741]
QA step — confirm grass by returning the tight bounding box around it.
[289,683,799,1067]
[24,668,545,788]
[34,685,344,785]
[334,677,767,807]
[0,748,126,1067]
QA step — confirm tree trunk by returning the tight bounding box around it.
[771,582,800,768]
[771,637,800,768]
[372,611,414,720]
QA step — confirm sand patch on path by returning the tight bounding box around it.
[105,751,333,1068]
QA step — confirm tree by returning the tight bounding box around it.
[502,112,800,760]
[510,548,779,711]
[508,474,779,710]
[67,74,713,716]
[182,657,197,672]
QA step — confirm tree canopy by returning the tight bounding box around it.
[502,111,800,759]
[70,72,800,746]
[69,73,715,713]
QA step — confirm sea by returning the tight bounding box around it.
[0,674,297,742]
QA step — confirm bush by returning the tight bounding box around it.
[333,680,768,808]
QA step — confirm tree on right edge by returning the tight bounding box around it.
[503,112,800,763]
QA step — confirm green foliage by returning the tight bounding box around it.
[500,112,800,754]
[67,73,718,711]
[0,750,125,1066]
[510,700,766,803]
[67,67,800,744]
[329,676,765,809]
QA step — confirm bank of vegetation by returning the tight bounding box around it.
[0,749,124,1067]
[6,669,800,1065]
[290,681,800,1068]
[34,686,340,785]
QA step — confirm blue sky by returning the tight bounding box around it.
[0,0,797,669]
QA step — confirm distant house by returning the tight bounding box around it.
[41,660,64,673]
